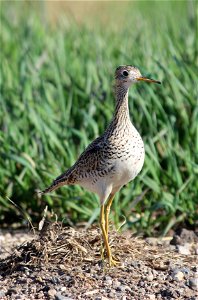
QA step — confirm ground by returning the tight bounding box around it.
[0,223,197,300]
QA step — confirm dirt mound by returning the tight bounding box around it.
[0,223,197,299]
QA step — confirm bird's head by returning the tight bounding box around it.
[115,65,161,88]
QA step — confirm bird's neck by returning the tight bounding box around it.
[106,84,132,137]
[113,84,130,123]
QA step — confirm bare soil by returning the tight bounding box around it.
[0,223,197,300]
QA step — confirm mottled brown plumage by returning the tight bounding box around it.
[41,65,161,266]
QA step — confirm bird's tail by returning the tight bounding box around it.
[38,168,75,195]
[39,179,67,195]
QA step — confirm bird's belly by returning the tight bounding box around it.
[111,129,145,186]
[112,151,145,188]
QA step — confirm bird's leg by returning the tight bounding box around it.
[100,204,118,266]
[105,193,115,237]
[99,204,106,261]
[105,193,119,265]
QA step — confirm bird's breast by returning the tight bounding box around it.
[110,128,145,187]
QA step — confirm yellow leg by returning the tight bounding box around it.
[100,204,117,266]
[105,193,115,237]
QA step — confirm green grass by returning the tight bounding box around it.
[0,1,197,235]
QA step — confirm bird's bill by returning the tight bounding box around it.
[137,77,161,84]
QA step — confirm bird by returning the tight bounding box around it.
[40,65,161,266]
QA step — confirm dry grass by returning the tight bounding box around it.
[0,222,196,275]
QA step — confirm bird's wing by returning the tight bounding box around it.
[54,135,108,184]
[79,135,105,156]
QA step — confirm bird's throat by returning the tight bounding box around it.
[114,85,130,123]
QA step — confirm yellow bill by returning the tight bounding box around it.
[137,77,161,84]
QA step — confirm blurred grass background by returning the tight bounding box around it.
[0,0,197,235]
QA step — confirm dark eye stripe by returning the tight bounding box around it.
[123,71,128,77]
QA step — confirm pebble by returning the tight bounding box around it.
[180,267,190,275]
[37,277,43,283]
[105,276,112,281]
[37,292,44,299]
[188,278,198,290]
[64,276,71,281]
[169,245,176,251]
[192,266,198,272]
[105,279,112,285]
[0,291,5,297]
[6,288,17,295]
[147,295,156,300]
[116,285,125,292]
[59,264,66,270]
[172,271,184,281]
[51,276,60,284]
[48,288,57,297]
[108,292,115,298]
[125,286,131,292]
[147,273,154,281]
[146,237,158,246]
[112,279,121,288]
[139,280,145,287]
[84,290,99,296]
[170,228,198,245]
[177,244,191,255]
[119,278,125,284]
[131,261,140,268]
[55,293,74,300]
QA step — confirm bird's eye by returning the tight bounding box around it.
[122,71,129,77]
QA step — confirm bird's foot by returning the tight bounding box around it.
[108,255,120,267]
[100,247,120,267]
[100,246,120,267]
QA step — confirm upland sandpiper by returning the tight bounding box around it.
[41,66,161,266]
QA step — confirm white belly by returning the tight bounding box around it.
[111,127,145,187]
[112,151,145,188]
